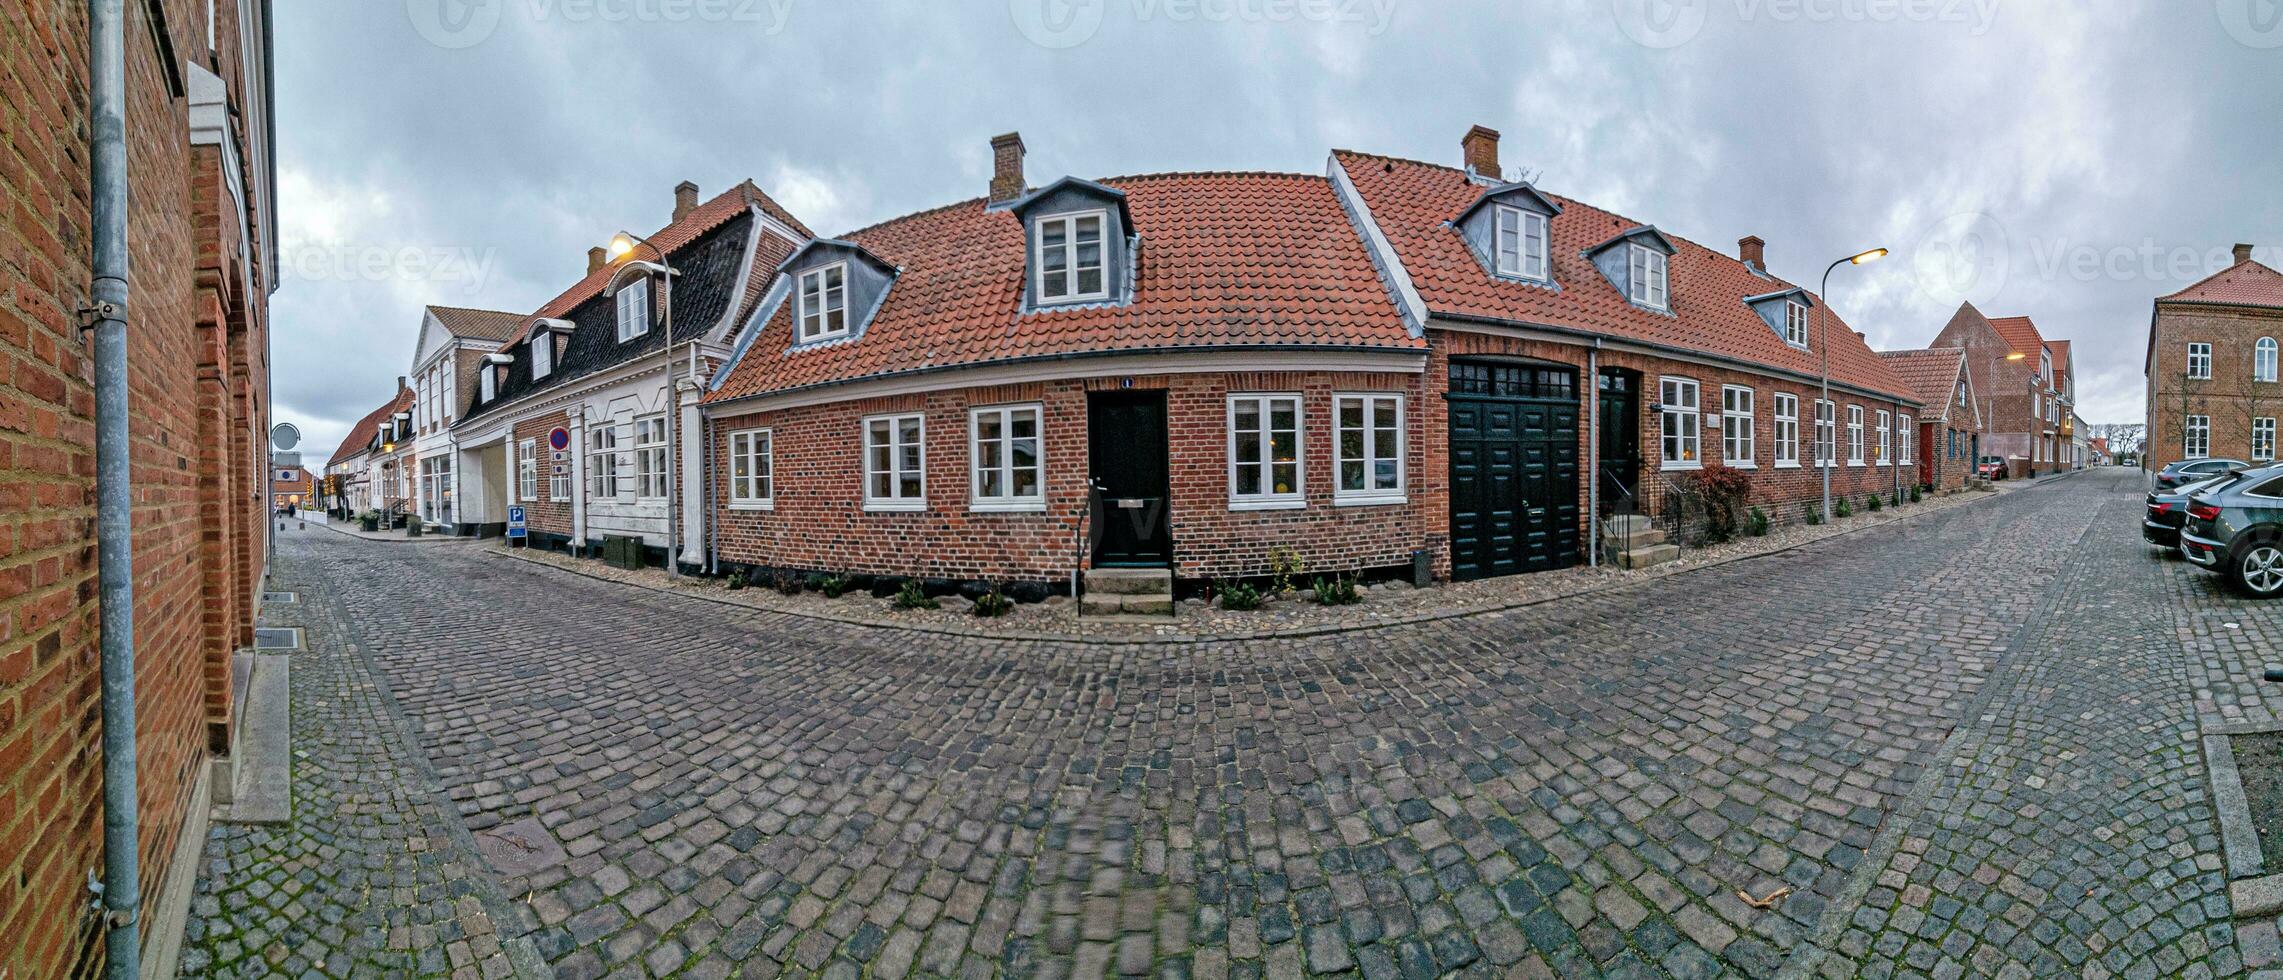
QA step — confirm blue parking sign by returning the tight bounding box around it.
[507,505,528,540]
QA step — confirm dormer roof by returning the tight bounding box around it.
[1741,286,1814,309]
[1584,225,1678,258]
[1452,181,1564,225]
[1002,175,1135,228]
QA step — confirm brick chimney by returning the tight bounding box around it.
[674,180,699,221]
[2236,243,2256,265]
[1462,125,1500,178]
[989,132,1027,204]
[588,246,607,276]
[1738,235,1766,271]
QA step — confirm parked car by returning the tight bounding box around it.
[2181,463,2283,598]
[1977,456,2008,480]
[2155,457,2248,490]
[2145,475,2230,548]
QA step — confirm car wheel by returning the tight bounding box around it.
[2235,541,2283,599]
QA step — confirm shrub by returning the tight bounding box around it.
[1745,506,1770,538]
[1312,575,1362,606]
[819,574,852,598]
[773,569,805,596]
[972,585,1014,618]
[893,579,937,610]
[1690,463,1753,543]
[1910,485,1924,503]
[1218,580,1262,611]
[1834,497,1853,519]
[1267,545,1306,596]
[725,569,748,591]
[1804,502,1824,526]
[1866,494,1883,513]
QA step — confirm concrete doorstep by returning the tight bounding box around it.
[214,653,292,825]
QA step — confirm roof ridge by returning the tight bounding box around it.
[2158,256,2283,303]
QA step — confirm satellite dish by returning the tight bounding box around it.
[270,423,301,452]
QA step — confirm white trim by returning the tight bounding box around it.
[1492,206,1550,283]
[1658,376,1701,470]
[1720,384,1755,467]
[726,427,775,510]
[1227,393,1305,509]
[862,412,928,512]
[797,261,851,343]
[1629,243,1669,310]
[517,438,537,502]
[1846,405,1866,465]
[616,277,652,342]
[2257,337,2279,384]
[2187,342,2213,380]
[1034,209,1111,304]
[633,415,669,500]
[1783,301,1809,348]
[1875,409,1892,466]
[1772,391,1800,468]
[968,404,1046,512]
[1332,392,1406,506]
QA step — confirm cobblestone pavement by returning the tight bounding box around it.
[192,471,2283,978]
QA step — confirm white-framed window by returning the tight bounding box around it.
[728,428,773,509]
[1875,410,1891,464]
[1659,377,1701,469]
[517,438,536,502]
[2185,415,2210,459]
[1333,393,1404,505]
[1721,385,1755,467]
[2258,338,2279,383]
[1847,406,1865,465]
[1898,415,1914,465]
[531,333,551,379]
[863,413,927,511]
[1493,206,1549,282]
[2188,342,2212,380]
[1228,393,1303,509]
[2256,417,2278,462]
[1629,244,1669,310]
[970,404,1044,511]
[797,263,849,342]
[634,416,668,499]
[1035,211,1108,304]
[1784,302,1809,347]
[616,277,652,342]
[1814,399,1837,468]
[1773,393,1800,467]
[587,424,624,498]
[480,366,496,404]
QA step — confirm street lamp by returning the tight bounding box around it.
[1819,247,1888,523]
[603,232,684,576]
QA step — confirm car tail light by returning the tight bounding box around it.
[2188,501,2221,521]
[2153,502,2173,514]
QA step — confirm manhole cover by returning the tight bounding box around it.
[252,628,302,650]
[474,817,567,877]
[262,591,298,604]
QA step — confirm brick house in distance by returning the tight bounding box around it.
[1,0,279,975]
[2144,245,2282,471]
[697,127,1922,600]
[1877,347,1984,491]
[1930,303,2070,477]
[271,466,314,511]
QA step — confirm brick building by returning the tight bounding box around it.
[2143,246,2283,472]
[1877,347,1984,491]
[1,1,277,975]
[1930,304,2074,478]
[270,466,313,511]
[696,128,1923,595]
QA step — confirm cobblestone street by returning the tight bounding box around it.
[183,471,2283,978]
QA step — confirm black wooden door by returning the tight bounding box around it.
[1597,368,1641,513]
[1088,391,1173,567]
[1448,362,1580,581]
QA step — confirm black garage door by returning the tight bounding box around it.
[1448,361,1581,581]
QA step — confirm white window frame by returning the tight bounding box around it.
[588,423,625,499]
[2185,415,2210,459]
[633,416,669,499]
[1814,399,1837,469]
[969,404,1046,512]
[797,262,850,343]
[517,438,537,502]
[531,333,551,379]
[1875,410,1891,465]
[728,428,774,510]
[2256,417,2278,462]
[1332,393,1406,506]
[2188,342,2212,380]
[1658,377,1701,470]
[1228,393,1304,510]
[1773,393,1800,468]
[1847,406,1865,465]
[616,277,652,343]
[1034,210,1110,305]
[2258,337,2279,383]
[479,366,496,404]
[1784,302,1809,348]
[862,413,927,512]
[1898,415,1914,466]
[1492,206,1550,283]
[1628,244,1669,310]
[1721,385,1755,468]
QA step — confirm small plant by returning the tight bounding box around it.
[773,569,805,596]
[1745,506,1770,538]
[1910,485,1924,504]
[972,585,1014,618]
[818,574,852,599]
[359,512,380,532]
[1312,575,1362,606]
[726,569,748,591]
[1218,580,1262,611]
[1866,493,1883,513]
[1834,497,1853,519]
[1690,463,1753,543]
[893,579,938,610]
[1267,545,1306,596]
[1803,502,1824,526]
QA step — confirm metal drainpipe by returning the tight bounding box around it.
[1587,343,1600,568]
[88,1,142,975]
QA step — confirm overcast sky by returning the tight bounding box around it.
[278,0,2281,459]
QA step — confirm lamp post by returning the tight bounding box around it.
[605,232,682,576]
[1819,247,1888,522]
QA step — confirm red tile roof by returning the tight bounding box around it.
[1986,316,2046,356]
[707,172,1419,403]
[2158,257,2283,308]
[1876,347,1967,421]
[2044,339,2070,392]
[325,388,413,467]
[1333,151,1916,403]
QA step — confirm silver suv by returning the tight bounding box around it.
[2181,463,2283,599]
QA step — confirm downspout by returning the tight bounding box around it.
[87,1,142,976]
[1587,342,1600,568]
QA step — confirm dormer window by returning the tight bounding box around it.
[1493,206,1549,282]
[479,366,495,403]
[1784,302,1809,347]
[616,277,651,342]
[531,333,552,379]
[1036,211,1107,304]
[1628,244,1668,309]
[798,263,849,342]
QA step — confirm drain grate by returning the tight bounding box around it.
[262,591,298,604]
[252,627,303,650]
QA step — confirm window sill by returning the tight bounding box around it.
[727,501,775,512]
[1659,462,1703,472]
[971,501,1047,514]
[1847,462,1865,468]
[1725,462,1758,470]
[1229,497,1306,512]
[863,501,927,514]
[1774,461,1801,469]
[1333,493,1407,508]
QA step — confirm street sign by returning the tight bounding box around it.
[269,423,301,451]
[548,427,571,452]
[506,505,528,541]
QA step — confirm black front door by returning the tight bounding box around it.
[1448,361,1581,581]
[1088,391,1173,567]
[1597,367,1641,513]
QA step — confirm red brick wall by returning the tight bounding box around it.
[513,411,575,536]
[2145,303,2283,471]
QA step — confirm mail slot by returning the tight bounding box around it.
[1117,498,1147,510]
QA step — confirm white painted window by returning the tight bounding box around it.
[1659,377,1701,469]
[531,332,551,379]
[1228,394,1303,509]
[970,405,1044,511]
[2188,342,2212,380]
[797,263,849,342]
[1773,393,1800,467]
[863,413,927,511]
[1721,385,1755,467]
[616,277,651,342]
[1334,394,1404,504]
[1629,244,1669,310]
[634,416,668,499]
[1784,302,1809,347]
[1493,206,1549,282]
[2185,415,2210,459]
[1898,415,1914,466]
[2258,338,2279,383]
[480,366,496,404]
[1814,399,1837,468]
[587,424,624,498]
[728,429,773,508]
[1875,410,1891,464]
[1847,406,1865,465]
[2256,418,2277,462]
[1036,211,1108,304]
[518,438,536,502]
